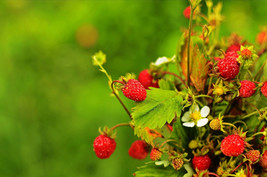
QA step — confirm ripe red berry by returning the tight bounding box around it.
[226,44,240,53]
[93,134,116,159]
[221,134,245,157]
[245,150,260,163]
[257,31,267,45]
[260,126,265,140]
[218,52,240,80]
[183,6,191,19]
[128,140,149,160]
[122,79,147,101]
[150,148,162,161]
[239,80,256,98]
[259,150,267,168]
[192,155,211,170]
[138,69,159,89]
[261,82,267,97]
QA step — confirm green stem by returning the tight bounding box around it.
[195,95,213,99]
[241,111,258,119]
[222,122,237,129]
[187,3,193,87]
[111,123,131,131]
[111,81,132,119]
[161,71,187,87]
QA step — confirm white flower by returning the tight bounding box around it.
[154,57,169,66]
[181,104,210,128]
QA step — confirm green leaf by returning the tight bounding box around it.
[135,162,186,177]
[132,88,183,129]
[170,118,194,150]
[213,100,230,117]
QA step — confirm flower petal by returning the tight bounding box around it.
[196,118,209,127]
[200,106,210,117]
[183,122,195,127]
[181,112,190,122]
[154,57,169,66]
[192,104,199,112]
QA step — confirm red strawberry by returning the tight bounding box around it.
[218,52,240,80]
[257,31,267,45]
[226,44,240,53]
[128,140,149,159]
[259,150,267,168]
[150,148,162,161]
[138,69,159,89]
[192,155,211,170]
[93,134,116,159]
[245,150,260,163]
[183,6,191,19]
[221,134,245,157]
[239,80,256,98]
[122,79,147,101]
[261,82,267,97]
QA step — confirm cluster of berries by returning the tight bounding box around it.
[92,1,267,176]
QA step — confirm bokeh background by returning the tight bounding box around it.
[0,0,266,177]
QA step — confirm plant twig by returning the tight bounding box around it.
[111,81,132,119]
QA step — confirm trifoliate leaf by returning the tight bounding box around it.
[92,51,106,66]
[135,162,186,177]
[132,88,183,129]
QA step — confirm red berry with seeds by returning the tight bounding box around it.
[261,82,267,97]
[122,79,147,101]
[93,134,116,159]
[128,140,149,159]
[226,44,240,53]
[150,148,162,161]
[245,150,260,163]
[192,155,211,170]
[221,134,245,157]
[239,80,256,98]
[259,150,267,168]
[183,6,191,19]
[138,69,159,89]
[218,52,240,80]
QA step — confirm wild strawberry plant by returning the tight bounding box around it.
[91,0,267,176]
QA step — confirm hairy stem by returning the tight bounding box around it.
[111,81,132,119]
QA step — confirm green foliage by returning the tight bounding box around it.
[132,88,183,129]
[170,118,194,150]
[135,162,186,177]
[213,100,230,117]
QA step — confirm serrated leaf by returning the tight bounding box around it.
[190,45,208,92]
[132,88,183,129]
[135,162,186,177]
[92,50,106,66]
[158,79,176,90]
[170,118,194,150]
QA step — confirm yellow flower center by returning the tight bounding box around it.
[190,112,201,121]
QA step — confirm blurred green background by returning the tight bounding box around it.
[0,0,266,177]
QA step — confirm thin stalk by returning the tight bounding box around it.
[241,111,258,119]
[195,95,213,99]
[111,81,132,119]
[111,123,131,131]
[161,71,187,87]
[230,162,245,174]
[187,3,193,87]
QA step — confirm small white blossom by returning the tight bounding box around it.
[181,104,210,128]
[154,57,169,66]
